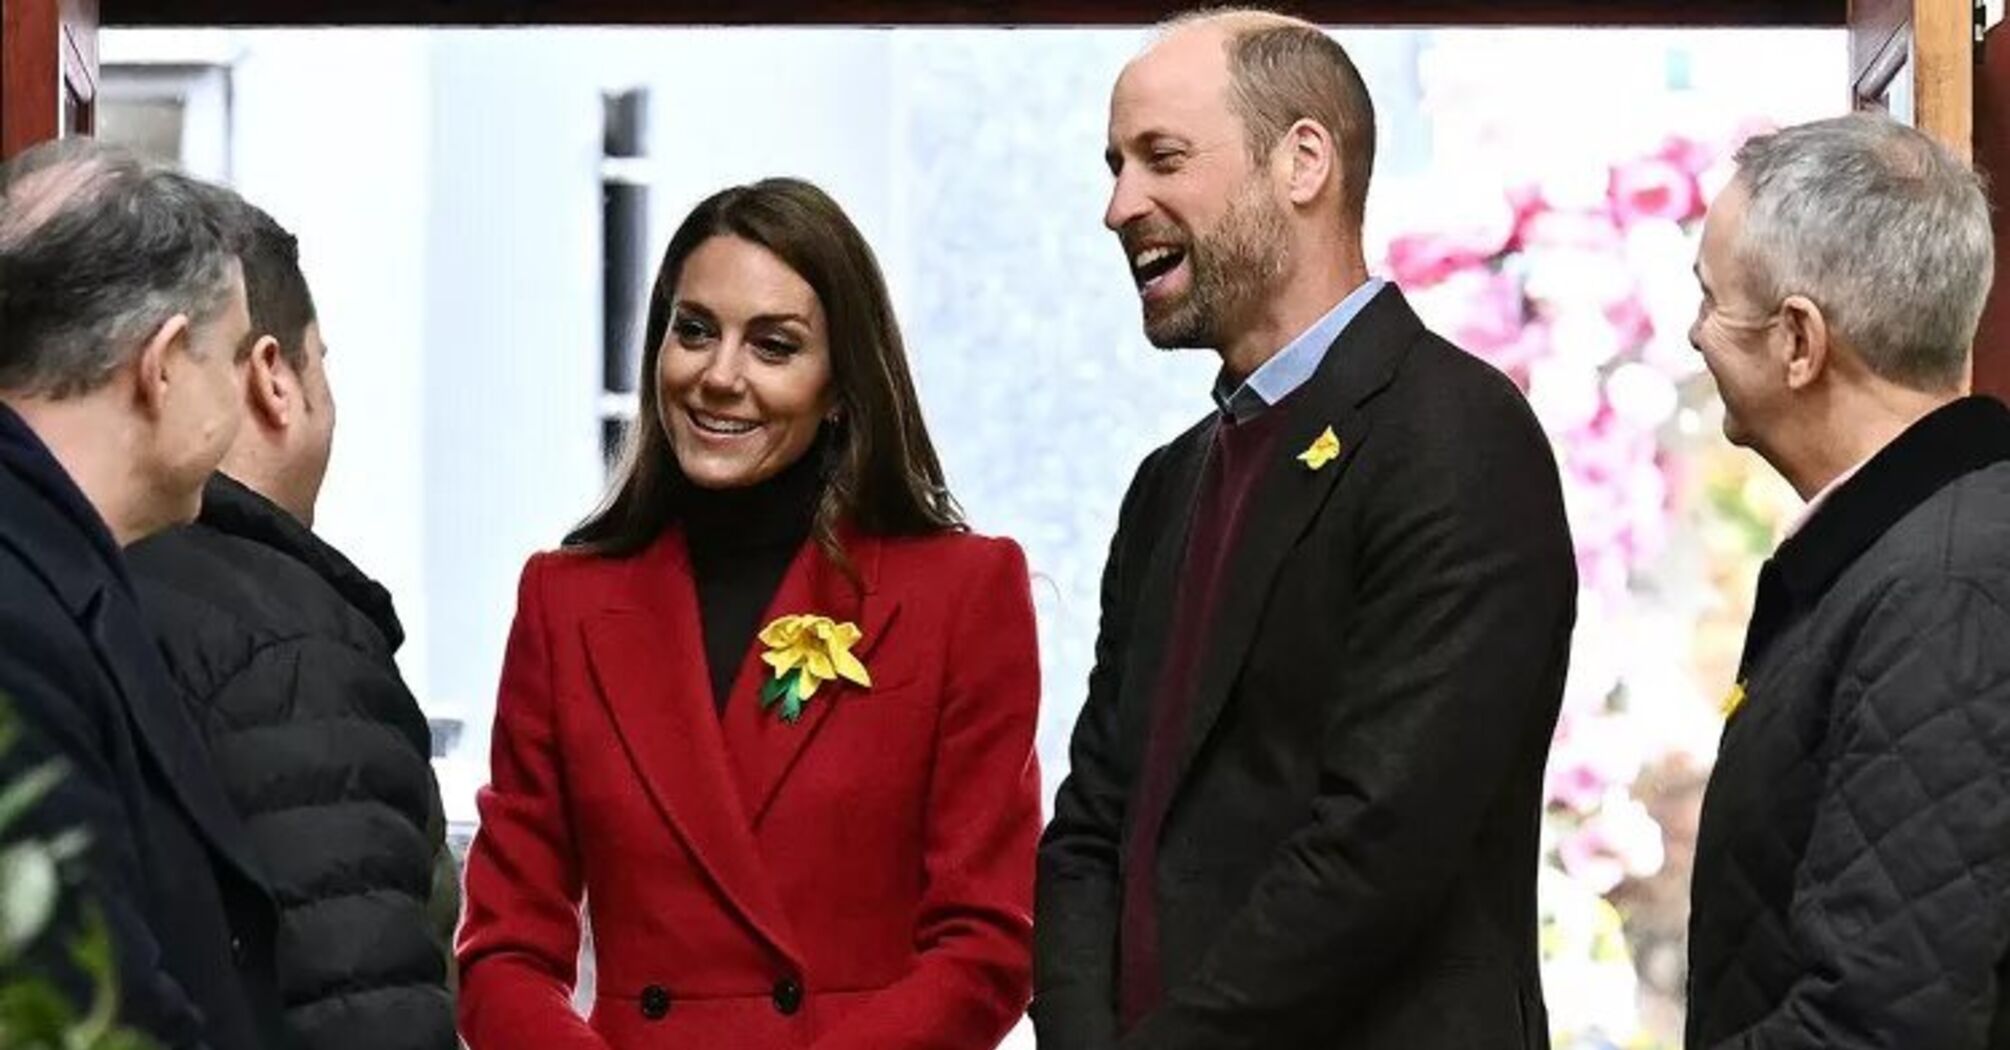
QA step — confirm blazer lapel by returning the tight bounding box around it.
[581,534,800,967]
[1172,285,1424,788]
[723,531,899,827]
[84,588,269,891]
[1119,427,1213,744]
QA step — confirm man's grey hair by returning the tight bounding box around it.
[1732,113,1991,392]
[0,138,246,399]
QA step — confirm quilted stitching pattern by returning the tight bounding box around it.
[1688,490,2010,1049]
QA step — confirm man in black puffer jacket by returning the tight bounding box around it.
[128,202,458,1050]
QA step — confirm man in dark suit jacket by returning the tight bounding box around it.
[0,139,285,1049]
[1685,114,2010,1049]
[1034,11,1576,1049]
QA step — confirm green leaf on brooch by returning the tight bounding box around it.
[760,669,794,710]
[761,668,813,723]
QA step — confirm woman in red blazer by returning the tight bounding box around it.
[457,178,1041,1050]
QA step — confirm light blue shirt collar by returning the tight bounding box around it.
[1212,278,1386,423]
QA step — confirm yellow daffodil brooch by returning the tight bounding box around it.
[1720,680,1747,719]
[758,614,872,723]
[1298,426,1342,470]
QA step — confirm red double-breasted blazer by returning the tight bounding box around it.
[456,526,1041,1050]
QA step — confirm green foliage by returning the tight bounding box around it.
[759,668,812,723]
[0,696,157,1050]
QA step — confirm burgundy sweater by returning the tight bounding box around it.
[1119,402,1295,1029]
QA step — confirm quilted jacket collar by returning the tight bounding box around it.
[198,472,406,652]
[1776,395,2010,603]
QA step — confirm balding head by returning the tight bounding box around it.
[1138,7,1376,225]
[0,139,246,398]
[1159,5,1302,40]
[0,140,125,251]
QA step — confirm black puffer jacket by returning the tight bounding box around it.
[1687,397,2010,1049]
[129,474,457,1050]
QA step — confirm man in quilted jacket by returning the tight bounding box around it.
[1685,111,2010,1048]
[126,201,459,1050]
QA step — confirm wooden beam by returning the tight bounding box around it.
[1972,20,2010,403]
[1,0,95,158]
[1912,0,1974,161]
[1850,1,1975,163]
[102,0,1847,28]
[2,0,62,156]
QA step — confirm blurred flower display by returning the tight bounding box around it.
[1384,34,1816,1047]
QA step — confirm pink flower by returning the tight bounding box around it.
[1545,712,1646,814]
[1558,825,1629,894]
[1503,180,1549,253]
[1551,401,1675,592]
[1440,269,1530,368]
[1482,319,1554,388]
[1386,230,1499,289]
[1575,547,1630,607]
[1556,800,1667,894]
[1384,194,1516,289]
[1604,293,1655,350]
[1654,134,1718,179]
[1609,157,1701,227]
[1519,209,1623,256]
[1547,758,1611,814]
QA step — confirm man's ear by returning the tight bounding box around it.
[1278,117,1336,208]
[133,313,193,420]
[245,335,295,429]
[1779,294,1829,391]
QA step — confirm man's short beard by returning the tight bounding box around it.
[1144,179,1290,351]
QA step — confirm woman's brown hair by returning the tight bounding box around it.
[565,177,963,573]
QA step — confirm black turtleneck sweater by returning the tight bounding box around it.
[681,444,824,714]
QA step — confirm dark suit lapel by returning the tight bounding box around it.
[723,531,897,827]
[1173,285,1423,787]
[1119,427,1213,739]
[582,534,800,967]
[83,587,269,890]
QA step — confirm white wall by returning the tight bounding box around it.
[417,33,606,740]
[254,33,438,701]
[415,29,905,795]
[105,29,440,698]
[104,28,913,816]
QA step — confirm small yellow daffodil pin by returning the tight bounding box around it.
[1298,426,1342,470]
[1720,680,1747,719]
[758,614,872,723]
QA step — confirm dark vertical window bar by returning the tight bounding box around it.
[600,87,650,468]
